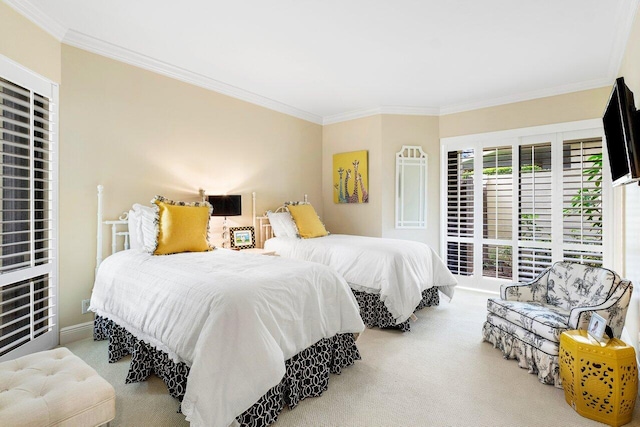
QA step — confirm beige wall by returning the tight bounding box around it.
[0,3,61,83]
[439,87,611,138]
[59,45,323,328]
[322,115,382,236]
[322,115,441,250]
[322,89,611,254]
[618,6,640,356]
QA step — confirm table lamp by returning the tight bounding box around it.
[208,195,242,248]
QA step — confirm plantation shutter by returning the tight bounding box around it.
[0,57,58,361]
[482,146,513,280]
[562,138,604,267]
[517,143,553,282]
[445,149,474,276]
[441,122,609,292]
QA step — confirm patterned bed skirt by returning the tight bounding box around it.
[93,316,361,426]
[481,321,561,388]
[351,287,440,332]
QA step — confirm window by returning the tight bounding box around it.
[446,149,474,276]
[482,145,513,280]
[441,121,610,292]
[0,56,58,361]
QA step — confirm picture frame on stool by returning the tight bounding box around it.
[587,312,607,342]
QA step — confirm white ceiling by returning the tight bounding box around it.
[6,0,639,124]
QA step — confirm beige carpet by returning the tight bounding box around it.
[65,289,639,426]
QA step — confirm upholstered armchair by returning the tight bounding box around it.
[482,261,633,388]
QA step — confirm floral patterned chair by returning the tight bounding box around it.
[482,261,633,388]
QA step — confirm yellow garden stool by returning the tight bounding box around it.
[559,330,638,426]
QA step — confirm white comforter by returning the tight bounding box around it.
[264,235,458,324]
[90,249,364,427]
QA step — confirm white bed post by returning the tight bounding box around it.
[96,185,104,276]
[304,194,308,203]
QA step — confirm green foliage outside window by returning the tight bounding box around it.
[563,153,603,235]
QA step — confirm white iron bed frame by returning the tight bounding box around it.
[96,186,267,269]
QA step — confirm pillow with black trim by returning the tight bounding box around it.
[151,195,213,255]
[266,210,299,238]
[286,203,329,238]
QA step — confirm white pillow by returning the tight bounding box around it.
[266,211,299,238]
[132,203,158,252]
[127,209,141,250]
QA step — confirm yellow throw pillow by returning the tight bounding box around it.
[287,204,328,238]
[152,198,212,255]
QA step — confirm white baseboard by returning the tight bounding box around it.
[59,321,94,345]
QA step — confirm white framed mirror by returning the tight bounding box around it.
[396,145,427,229]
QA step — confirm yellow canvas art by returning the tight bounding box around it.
[333,150,369,203]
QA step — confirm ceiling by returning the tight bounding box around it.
[6,0,639,124]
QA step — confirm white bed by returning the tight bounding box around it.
[90,188,365,427]
[264,234,457,330]
[257,199,457,331]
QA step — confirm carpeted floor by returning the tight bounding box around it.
[65,288,639,426]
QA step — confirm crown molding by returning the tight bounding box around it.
[62,30,323,124]
[3,0,67,41]
[323,107,383,125]
[324,76,613,123]
[379,106,440,116]
[6,0,635,125]
[4,0,322,123]
[323,105,440,125]
[439,77,613,116]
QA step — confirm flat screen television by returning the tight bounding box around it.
[602,77,640,186]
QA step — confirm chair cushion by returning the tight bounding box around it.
[487,298,569,343]
[485,313,561,356]
[546,262,617,311]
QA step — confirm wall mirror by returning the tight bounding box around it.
[396,145,427,229]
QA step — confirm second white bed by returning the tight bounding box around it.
[264,234,457,327]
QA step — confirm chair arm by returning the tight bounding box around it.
[501,266,551,302]
[568,280,633,338]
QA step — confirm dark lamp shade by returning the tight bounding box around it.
[208,195,242,217]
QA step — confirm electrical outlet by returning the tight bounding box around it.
[81,299,91,314]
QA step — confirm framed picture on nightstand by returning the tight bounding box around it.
[230,226,255,249]
[587,312,607,342]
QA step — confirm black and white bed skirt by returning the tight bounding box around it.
[351,287,440,332]
[94,316,360,427]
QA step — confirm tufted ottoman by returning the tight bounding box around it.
[0,347,115,427]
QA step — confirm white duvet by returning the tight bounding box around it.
[90,249,364,427]
[264,235,458,324]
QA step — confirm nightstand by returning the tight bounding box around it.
[241,248,277,256]
[559,330,638,426]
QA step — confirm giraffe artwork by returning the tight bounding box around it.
[349,160,360,203]
[344,169,352,202]
[337,167,346,203]
[332,150,368,204]
[358,172,369,203]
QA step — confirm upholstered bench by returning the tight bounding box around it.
[0,347,115,427]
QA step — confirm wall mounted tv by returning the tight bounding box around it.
[602,76,640,186]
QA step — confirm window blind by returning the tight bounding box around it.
[441,123,609,292]
[446,149,474,276]
[0,66,57,359]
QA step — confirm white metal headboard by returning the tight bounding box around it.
[96,187,270,264]
[95,185,130,275]
[254,194,308,248]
